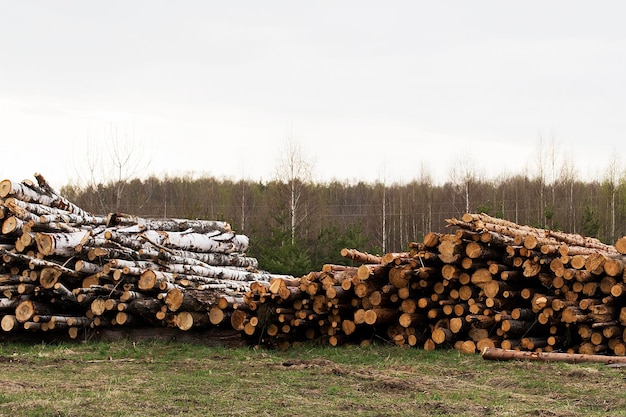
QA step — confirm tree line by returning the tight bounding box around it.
[60,169,626,277]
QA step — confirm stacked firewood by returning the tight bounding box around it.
[240,214,626,355]
[0,174,291,340]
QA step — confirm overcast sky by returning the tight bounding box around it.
[1,1,625,190]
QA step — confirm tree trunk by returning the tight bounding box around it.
[482,347,626,364]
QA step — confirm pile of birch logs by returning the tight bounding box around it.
[241,214,626,356]
[0,174,290,341]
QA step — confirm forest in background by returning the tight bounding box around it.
[53,136,624,277]
[59,166,626,277]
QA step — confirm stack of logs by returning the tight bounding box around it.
[1,174,625,357]
[0,174,291,341]
[240,214,626,355]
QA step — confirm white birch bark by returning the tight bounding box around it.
[139,230,249,253]
[0,179,91,218]
[107,213,231,233]
[0,249,82,278]
[156,250,259,269]
[34,231,89,256]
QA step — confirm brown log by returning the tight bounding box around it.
[449,317,468,334]
[340,319,356,335]
[2,216,24,235]
[482,347,626,364]
[432,327,454,345]
[610,283,626,298]
[356,264,388,281]
[466,314,496,329]
[441,264,461,280]
[476,337,499,351]
[1,315,18,332]
[500,269,524,282]
[600,276,617,295]
[113,311,138,326]
[15,300,54,323]
[127,298,163,323]
[470,268,492,285]
[615,236,626,255]
[482,280,509,298]
[381,252,412,265]
[230,309,248,331]
[603,258,624,277]
[397,312,425,328]
[465,241,499,260]
[175,311,210,331]
[422,232,440,248]
[465,325,488,342]
[165,288,206,312]
[456,340,477,354]
[388,265,412,289]
[90,298,107,316]
[209,307,225,325]
[340,248,382,264]
[570,255,587,270]
[363,307,397,325]
[561,306,590,324]
[437,235,462,264]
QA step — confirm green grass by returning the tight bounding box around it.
[0,341,624,416]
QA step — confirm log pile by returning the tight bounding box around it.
[0,174,291,341]
[240,213,626,356]
[1,174,625,358]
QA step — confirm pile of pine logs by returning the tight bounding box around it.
[0,174,291,342]
[240,214,626,356]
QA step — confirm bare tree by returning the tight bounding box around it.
[558,152,578,232]
[74,123,152,212]
[449,151,481,214]
[602,151,622,242]
[274,135,314,244]
[533,133,561,228]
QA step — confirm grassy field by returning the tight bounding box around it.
[0,340,624,417]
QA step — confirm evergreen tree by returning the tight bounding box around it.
[581,205,600,238]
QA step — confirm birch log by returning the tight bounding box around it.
[139,230,249,253]
[107,213,231,233]
[35,231,88,256]
[0,179,90,218]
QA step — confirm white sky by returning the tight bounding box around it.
[1,1,625,190]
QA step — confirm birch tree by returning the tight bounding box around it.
[273,137,314,244]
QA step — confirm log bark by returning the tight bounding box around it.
[112,213,229,232]
[15,300,54,323]
[340,248,383,264]
[139,230,249,254]
[482,347,626,364]
[0,178,91,218]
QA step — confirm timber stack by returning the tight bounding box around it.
[0,174,291,341]
[241,213,626,356]
[1,174,625,357]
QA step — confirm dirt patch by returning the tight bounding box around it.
[0,355,24,364]
[277,358,421,393]
[562,367,599,378]
[280,358,336,369]
[0,379,40,393]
